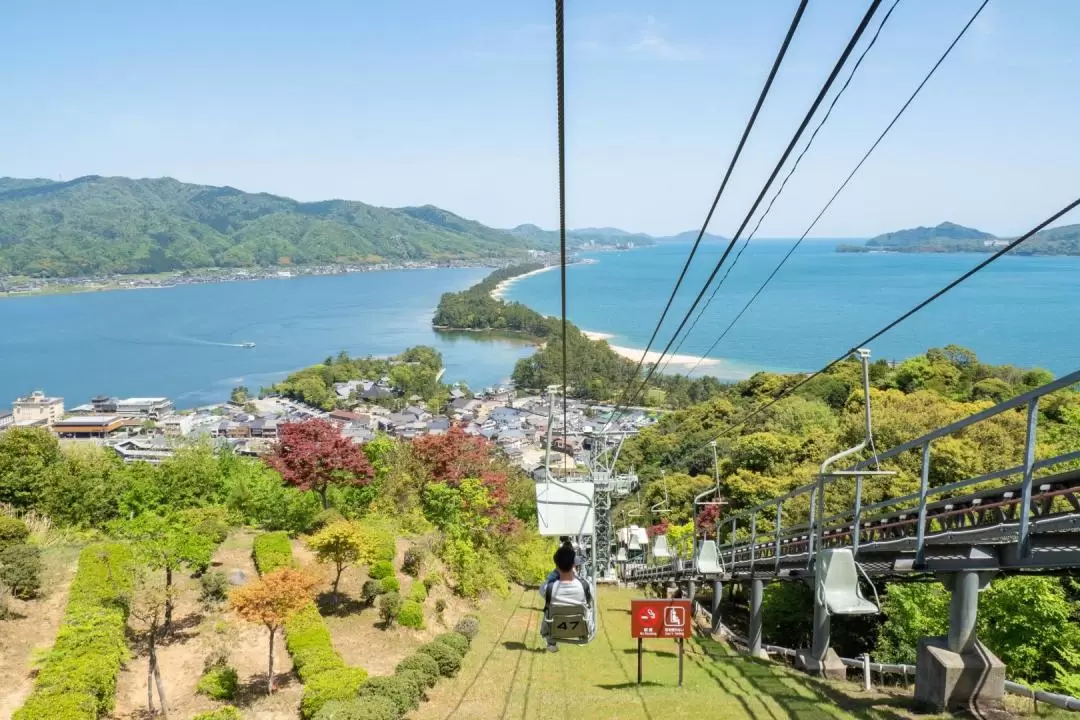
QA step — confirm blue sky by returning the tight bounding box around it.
[2,1,1077,237]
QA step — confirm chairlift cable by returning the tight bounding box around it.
[609,0,884,419]
[606,0,810,416]
[681,196,1080,462]
[555,0,569,450]
[658,0,904,377]
[679,0,990,378]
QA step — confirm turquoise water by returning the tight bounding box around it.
[504,241,1080,378]
[0,269,536,409]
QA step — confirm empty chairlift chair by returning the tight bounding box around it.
[652,533,671,559]
[695,539,723,575]
[815,548,880,615]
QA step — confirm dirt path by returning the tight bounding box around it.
[0,545,81,720]
[110,531,302,720]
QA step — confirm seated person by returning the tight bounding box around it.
[540,543,593,652]
[539,538,574,597]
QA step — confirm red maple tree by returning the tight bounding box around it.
[264,419,374,508]
[697,503,721,535]
[412,425,491,485]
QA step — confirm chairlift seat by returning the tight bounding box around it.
[543,602,595,644]
[816,548,879,615]
[652,534,671,559]
[616,547,628,562]
[695,540,723,575]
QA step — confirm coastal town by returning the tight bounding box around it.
[0,380,657,476]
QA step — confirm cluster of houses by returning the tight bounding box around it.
[4,382,656,473]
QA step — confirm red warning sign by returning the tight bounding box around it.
[630,599,692,639]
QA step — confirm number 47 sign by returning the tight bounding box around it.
[630,599,692,686]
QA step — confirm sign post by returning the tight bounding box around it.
[630,599,692,687]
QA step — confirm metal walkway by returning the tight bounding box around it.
[625,368,1080,585]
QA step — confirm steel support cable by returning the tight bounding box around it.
[610,0,884,419]
[658,0,903,378]
[605,0,810,418]
[683,196,1080,461]
[681,0,990,379]
[555,0,569,446]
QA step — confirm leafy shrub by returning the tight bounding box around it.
[417,641,463,677]
[422,570,441,591]
[192,708,242,720]
[196,662,239,700]
[361,579,384,606]
[401,547,422,577]
[300,666,369,720]
[434,632,469,656]
[368,560,394,580]
[441,537,508,598]
[0,516,29,549]
[453,615,480,643]
[356,675,419,716]
[285,604,346,682]
[199,570,230,610]
[395,669,427,702]
[313,697,398,720]
[379,576,400,594]
[13,543,134,720]
[178,506,231,545]
[253,531,294,574]
[395,653,440,688]
[435,598,447,616]
[397,600,424,629]
[0,544,42,599]
[504,534,553,586]
[378,592,402,628]
[408,582,427,603]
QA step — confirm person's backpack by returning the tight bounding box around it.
[544,576,592,610]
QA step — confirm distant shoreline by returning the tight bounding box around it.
[489,264,560,300]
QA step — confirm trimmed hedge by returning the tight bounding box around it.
[262,534,373,720]
[300,666,369,719]
[192,707,242,720]
[395,669,427,701]
[368,560,394,580]
[434,632,470,656]
[286,603,347,682]
[378,576,400,594]
[314,697,397,720]
[0,543,43,599]
[417,641,463,677]
[394,653,440,688]
[13,543,135,720]
[252,531,294,574]
[356,675,419,716]
[396,600,424,629]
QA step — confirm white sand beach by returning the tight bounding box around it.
[607,343,719,368]
[581,330,614,341]
[489,265,559,300]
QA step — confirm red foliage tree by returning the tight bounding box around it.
[697,503,721,536]
[264,419,374,508]
[646,519,670,538]
[412,426,491,486]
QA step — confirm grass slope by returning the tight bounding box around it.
[413,587,921,720]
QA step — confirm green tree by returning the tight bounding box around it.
[0,427,61,509]
[114,512,216,630]
[307,521,375,607]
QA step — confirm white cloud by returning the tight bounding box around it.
[630,16,700,61]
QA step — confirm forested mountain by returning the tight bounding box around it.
[0,176,549,277]
[505,224,728,247]
[838,220,1080,255]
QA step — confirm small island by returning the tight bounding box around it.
[837,221,1080,256]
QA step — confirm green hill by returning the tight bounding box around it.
[0,175,549,277]
[839,220,1080,255]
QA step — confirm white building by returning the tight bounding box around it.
[12,391,64,426]
[115,397,174,419]
[160,414,195,437]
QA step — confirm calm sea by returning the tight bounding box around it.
[504,240,1080,379]
[0,269,536,409]
[4,243,1077,411]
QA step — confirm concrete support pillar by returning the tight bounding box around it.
[711,580,723,634]
[687,579,696,609]
[748,579,767,659]
[811,591,831,662]
[947,570,980,654]
[915,570,1004,713]
[795,573,845,679]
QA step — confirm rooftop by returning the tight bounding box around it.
[54,415,122,427]
[117,397,170,404]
